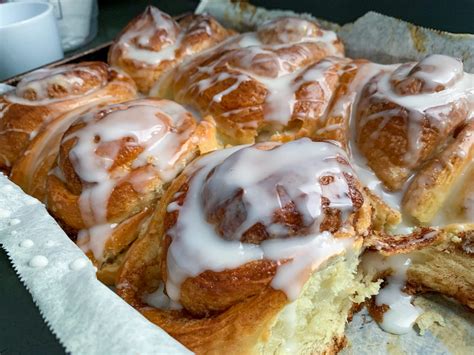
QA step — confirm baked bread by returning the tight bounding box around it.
[363,225,474,334]
[1,5,473,353]
[108,6,234,93]
[0,62,137,174]
[153,17,345,145]
[356,55,473,191]
[46,98,218,284]
[117,138,380,354]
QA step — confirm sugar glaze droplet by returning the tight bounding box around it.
[29,255,48,268]
[9,218,21,226]
[19,239,34,248]
[69,258,88,270]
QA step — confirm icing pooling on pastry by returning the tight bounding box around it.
[165,138,361,301]
[115,7,218,66]
[61,99,197,260]
[166,17,343,129]
[362,252,423,335]
[116,7,180,65]
[342,56,473,227]
[8,64,109,105]
[178,51,344,127]
[358,55,474,166]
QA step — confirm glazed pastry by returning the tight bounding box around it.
[363,226,474,334]
[10,88,137,202]
[303,54,474,228]
[117,138,379,354]
[46,98,218,284]
[403,120,474,224]
[356,55,473,191]
[108,6,234,93]
[0,62,137,174]
[154,17,345,145]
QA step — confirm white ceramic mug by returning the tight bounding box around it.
[0,1,64,81]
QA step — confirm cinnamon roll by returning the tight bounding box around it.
[363,226,474,335]
[153,17,345,145]
[46,99,218,283]
[356,54,473,191]
[117,138,379,354]
[0,62,137,174]
[108,6,234,93]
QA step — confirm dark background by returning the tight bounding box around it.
[1,0,473,354]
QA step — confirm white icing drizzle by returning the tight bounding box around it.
[167,17,343,128]
[77,223,117,261]
[60,99,197,261]
[8,65,107,105]
[29,255,49,268]
[120,11,180,67]
[179,50,342,126]
[254,17,340,56]
[19,239,34,248]
[340,62,409,214]
[115,7,215,67]
[143,283,182,310]
[359,55,474,165]
[165,139,359,302]
[9,218,20,226]
[362,252,423,334]
[12,102,109,197]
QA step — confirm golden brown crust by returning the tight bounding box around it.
[356,59,471,191]
[406,229,474,309]
[10,76,137,201]
[45,99,216,283]
[141,288,288,355]
[166,51,348,145]
[365,227,440,255]
[315,59,369,148]
[108,6,234,93]
[365,227,474,310]
[1,62,137,175]
[117,140,372,353]
[403,121,474,224]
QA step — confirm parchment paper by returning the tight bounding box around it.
[0,174,190,355]
[1,1,473,354]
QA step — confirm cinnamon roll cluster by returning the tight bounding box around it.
[2,5,473,354]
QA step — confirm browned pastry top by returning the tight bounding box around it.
[46,98,216,274]
[108,6,234,93]
[356,55,473,191]
[118,139,371,317]
[14,62,110,101]
[0,62,137,173]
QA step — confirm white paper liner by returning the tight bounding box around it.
[0,174,190,355]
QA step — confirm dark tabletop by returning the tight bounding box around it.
[1,1,473,354]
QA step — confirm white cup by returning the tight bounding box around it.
[0,1,64,81]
